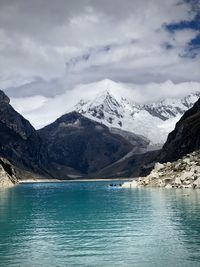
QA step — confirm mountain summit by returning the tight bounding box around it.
[74,89,200,145]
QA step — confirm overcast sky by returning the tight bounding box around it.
[0,0,199,99]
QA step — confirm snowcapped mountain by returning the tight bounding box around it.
[10,79,200,145]
[73,81,200,145]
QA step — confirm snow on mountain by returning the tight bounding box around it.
[73,81,200,145]
[9,79,200,144]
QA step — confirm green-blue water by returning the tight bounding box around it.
[0,182,200,267]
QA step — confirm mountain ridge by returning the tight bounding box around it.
[74,88,200,145]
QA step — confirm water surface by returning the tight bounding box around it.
[0,181,200,267]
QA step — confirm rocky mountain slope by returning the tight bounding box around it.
[74,83,200,145]
[38,112,134,176]
[0,90,50,176]
[122,151,200,189]
[159,97,200,163]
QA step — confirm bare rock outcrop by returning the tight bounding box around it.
[122,150,200,189]
[0,158,18,187]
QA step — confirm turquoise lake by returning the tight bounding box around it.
[0,181,200,267]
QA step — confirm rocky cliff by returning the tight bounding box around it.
[0,158,18,187]
[159,97,200,163]
[0,90,49,177]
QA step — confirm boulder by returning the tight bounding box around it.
[165,184,172,189]
[154,162,164,172]
[122,181,139,188]
[148,170,159,179]
[158,180,166,187]
[166,162,171,167]
[121,182,132,188]
[183,158,190,164]
[174,177,182,186]
[183,179,193,185]
[193,177,200,188]
[131,180,138,188]
[179,171,194,181]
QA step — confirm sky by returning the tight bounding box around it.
[0,0,200,114]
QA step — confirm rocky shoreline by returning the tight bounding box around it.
[122,150,200,189]
[0,158,18,187]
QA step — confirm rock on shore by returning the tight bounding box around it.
[122,150,200,189]
[0,158,18,187]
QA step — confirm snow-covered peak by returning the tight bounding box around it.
[182,91,200,108]
[76,90,124,123]
[143,91,200,120]
[73,90,200,145]
[10,78,200,144]
[92,89,119,106]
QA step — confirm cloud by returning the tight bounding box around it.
[0,0,199,96]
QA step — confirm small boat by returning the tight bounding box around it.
[109,183,122,188]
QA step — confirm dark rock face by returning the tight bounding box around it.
[38,112,133,175]
[0,90,10,104]
[0,90,49,176]
[159,97,200,162]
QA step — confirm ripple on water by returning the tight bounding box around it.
[0,183,200,267]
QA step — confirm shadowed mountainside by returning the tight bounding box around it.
[0,90,50,177]
[159,97,200,163]
[38,112,134,175]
